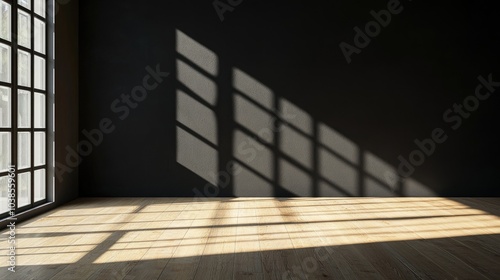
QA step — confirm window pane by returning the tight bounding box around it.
[18,50,31,86]
[34,0,44,17]
[0,1,11,41]
[0,132,10,172]
[18,172,30,208]
[18,10,31,48]
[0,43,10,83]
[34,56,45,90]
[18,0,31,10]
[18,132,31,169]
[0,86,10,127]
[18,90,30,127]
[34,169,45,202]
[34,92,45,128]
[34,18,45,54]
[34,132,45,166]
[0,176,10,214]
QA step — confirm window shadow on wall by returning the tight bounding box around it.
[174,29,435,198]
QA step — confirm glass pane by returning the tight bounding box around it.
[18,10,31,48]
[18,132,31,169]
[0,132,10,172]
[34,132,45,166]
[34,169,45,202]
[34,0,45,17]
[18,0,31,10]
[0,86,10,127]
[0,43,10,83]
[0,176,10,214]
[34,56,45,90]
[34,18,45,54]
[0,1,11,41]
[18,172,30,208]
[18,50,31,86]
[18,90,30,127]
[34,92,45,128]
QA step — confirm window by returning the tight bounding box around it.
[0,0,52,218]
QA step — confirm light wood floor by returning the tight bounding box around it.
[1,197,500,279]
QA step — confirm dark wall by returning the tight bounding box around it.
[55,0,79,203]
[79,0,500,197]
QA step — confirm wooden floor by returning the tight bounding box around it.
[1,198,500,279]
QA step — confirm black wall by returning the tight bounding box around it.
[78,0,500,197]
[55,0,80,204]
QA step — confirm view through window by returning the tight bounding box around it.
[0,0,51,218]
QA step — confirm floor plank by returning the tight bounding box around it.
[1,197,499,280]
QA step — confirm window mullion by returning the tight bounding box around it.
[30,0,34,208]
[12,0,18,211]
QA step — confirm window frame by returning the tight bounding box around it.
[0,0,53,219]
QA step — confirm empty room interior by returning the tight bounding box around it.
[1,0,500,279]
